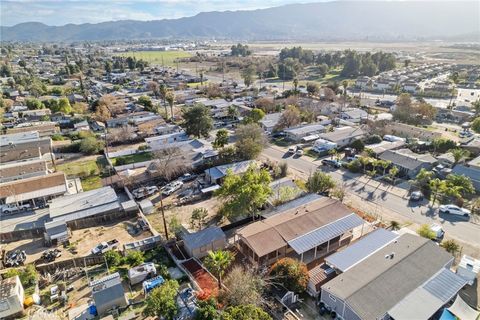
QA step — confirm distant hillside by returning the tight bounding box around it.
[2,1,479,42]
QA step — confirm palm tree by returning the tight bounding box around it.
[328,148,338,160]
[359,157,370,174]
[389,220,401,231]
[450,148,469,166]
[429,178,446,206]
[204,250,234,289]
[389,166,399,184]
[159,83,168,117]
[166,91,175,121]
[380,160,391,176]
[342,80,348,97]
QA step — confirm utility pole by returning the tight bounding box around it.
[160,193,169,240]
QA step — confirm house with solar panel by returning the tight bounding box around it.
[234,197,365,267]
[320,233,467,320]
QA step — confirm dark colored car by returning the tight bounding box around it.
[321,159,342,168]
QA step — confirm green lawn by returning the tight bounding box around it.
[111,152,154,166]
[57,157,105,191]
[115,51,192,66]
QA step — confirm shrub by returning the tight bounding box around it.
[125,250,144,267]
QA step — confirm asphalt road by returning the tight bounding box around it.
[262,146,480,249]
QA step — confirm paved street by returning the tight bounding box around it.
[262,145,480,252]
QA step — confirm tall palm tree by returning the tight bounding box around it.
[166,91,175,121]
[450,148,469,166]
[429,178,445,206]
[159,83,168,117]
[390,220,401,231]
[380,160,391,176]
[359,157,370,174]
[204,250,234,289]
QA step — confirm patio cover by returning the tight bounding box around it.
[448,295,480,320]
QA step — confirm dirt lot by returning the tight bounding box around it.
[147,196,223,237]
[3,219,153,265]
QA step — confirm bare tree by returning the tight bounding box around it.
[109,125,136,143]
[148,147,192,180]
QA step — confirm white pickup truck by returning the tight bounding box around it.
[91,239,119,255]
[0,204,31,215]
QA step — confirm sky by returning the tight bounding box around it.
[1,0,328,26]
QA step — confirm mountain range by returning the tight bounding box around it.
[2,1,479,42]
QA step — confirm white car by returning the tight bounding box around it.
[288,147,296,154]
[295,149,304,156]
[132,186,159,199]
[439,204,471,218]
[162,181,184,196]
[0,203,31,215]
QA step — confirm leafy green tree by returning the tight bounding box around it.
[125,250,144,267]
[231,44,252,57]
[58,97,72,114]
[4,265,38,288]
[204,250,234,289]
[183,104,213,138]
[105,250,122,267]
[389,166,399,184]
[79,136,104,155]
[472,117,480,133]
[104,61,112,73]
[445,174,475,199]
[307,172,336,194]
[413,168,434,188]
[269,258,309,293]
[194,298,220,320]
[215,165,272,218]
[390,221,401,231]
[235,123,266,160]
[25,98,44,110]
[143,279,180,320]
[432,138,456,154]
[441,239,460,256]
[191,208,209,230]
[222,305,271,320]
[245,108,265,124]
[213,129,229,149]
[350,139,365,152]
[138,95,155,112]
[417,224,435,240]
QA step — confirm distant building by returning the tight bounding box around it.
[379,149,437,178]
[318,127,365,148]
[204,160,255,184]
[0,158,48,183]
[259,112,281,133]
[90,273,128,316]
[0,275,24,319]
[284,123,326,142]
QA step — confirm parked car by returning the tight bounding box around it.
[321,159,341,168]
[132,186,158,199]
[0,203,31,215]
[287,147,296,154]
[295,149,304,156]
[180,173,197,182]
[430,224,445,241]
[162,180,184,196]
[91,239,119,255]
[439,204,471,218]
[409,191,423,201]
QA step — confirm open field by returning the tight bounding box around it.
[111,152,154,166]
[116,50,193,66]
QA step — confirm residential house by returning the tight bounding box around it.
[308,229,398,297]
[181,226,227,259]
[340,109,368,124]
[145,131,189,151]
[106,112,158,128]
[436,152,456,167]
[73,120,90,132]
[259,112,281,133]
[205,160,255,184]
[355,76,371,90]
[402,81,419,94]
[235,197,364,267]
[0,158,49,183]
[0,276,24,319]
[318,127,365,148]
[321,234,466,320]
[384,123,442,141]
[379,149,437,178]
[367,140,406,157]
[6,122,57,137]
[49,186,121,223]
[51,112,72,125]
[0,137,53,164]
[451,155,480,191]
[284,123,326,142]
[0,131,39,145]
[0,171,68,206]
[461,137,480,155]
[90,273,128,316]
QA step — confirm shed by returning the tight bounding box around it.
[456,255,480,285]
[90,273,128,316]
[138,199,154,215]
[44,219,69,245]
[0,276,24,319]
[181,226,227,259]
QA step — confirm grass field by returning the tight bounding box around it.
[116,51,193,66]
[111,152,154,166]
[57,157,105,191]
